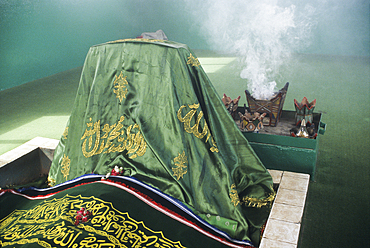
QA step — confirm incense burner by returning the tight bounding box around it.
[245,83,289,126]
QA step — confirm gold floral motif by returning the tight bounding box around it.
[172,151,188,180]
[80,116,147,159]
[0,195,185,247]
[187,53,200,67]
[113,71,128,103]
[177,103,218,153]
[229,184,240,207]
[60,154,70,179]
[62,127,69,139]
[242,187,276,208]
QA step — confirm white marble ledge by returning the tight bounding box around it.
[25,136,59,149]
[0,137,59,168]
[283,171,310,180]
[268,169,283,184]
[260,238,297,248]
[263,218,301,245]
[274,188,308,207]
[260,170,310,247]
[269,203,304,224]
[279,174,310,192]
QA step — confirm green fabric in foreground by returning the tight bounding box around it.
[0,177,254,247]
[48,39,274,245]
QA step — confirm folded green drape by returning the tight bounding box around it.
[48,39,274,246]
[0,176,256,248]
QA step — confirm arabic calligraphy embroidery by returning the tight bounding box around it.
[177,103,219,153]
[0,195,185,248]
[81,116,147,158]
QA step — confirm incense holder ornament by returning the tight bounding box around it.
[222,94,241,119]
[294,97,316,126]
[245,82,289,126]
[290,119,317,139]
[238,109,266,132]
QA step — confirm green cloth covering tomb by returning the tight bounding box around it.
[0,176,256,247]
[48,39,275,246]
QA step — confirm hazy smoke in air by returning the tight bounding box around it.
[186,0,317,99]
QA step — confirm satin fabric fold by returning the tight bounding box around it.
[48,39,274,246]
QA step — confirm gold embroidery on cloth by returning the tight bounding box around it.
[113,71,128,103]
[242,187,276,208]
[0,195,185,248]
[187,53,200,67]
[60,154,70,179]
[177,103,219,153]
[229,184,240,207]
[47,177,56,187]
[81,116,147,158]
[172,151,188,180]
[62,127,68,139]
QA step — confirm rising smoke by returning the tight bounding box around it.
[186,0,317,99]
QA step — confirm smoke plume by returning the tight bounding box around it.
[186,0,317,99]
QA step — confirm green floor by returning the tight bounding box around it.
[0,50,369,247]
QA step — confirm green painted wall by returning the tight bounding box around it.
[1,0,369,91]
[0,0,208,91]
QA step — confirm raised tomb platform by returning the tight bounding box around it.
[1,40,281,247]
[0,137,310,247]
